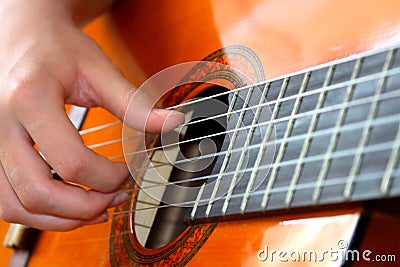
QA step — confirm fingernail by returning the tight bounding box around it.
[152,108,183,118]
[152,108,168,115]
[152,109,185,132]
[109,192,130,207]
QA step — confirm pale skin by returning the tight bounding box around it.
[0,0,184,231]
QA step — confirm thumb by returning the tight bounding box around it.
[84,61,184,133]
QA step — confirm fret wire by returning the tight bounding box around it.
[112,87,400,163]
[312,57,363,204]
[167,82,252,112]
[380,123,400,194]
[190,183,205,219]
[285,66,335,207]
[85,67,400,156]
[164,44,400,112]
[343,49,395,199]
[132,139,400,198]
[239,83,277,213]
[174,66,400,131]
[122,65,400,159]
[76,45,400,140]
[221,83,271,215]
[125,138,400,217]
[261,76,304,211]
[117,166,400,215]
[227,90,239,121]
[109,46,398,219]
[134,113,400,191]
[120,88,400,171]
[205,86,255,218]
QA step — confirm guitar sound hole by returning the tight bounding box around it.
[135,86,229,249]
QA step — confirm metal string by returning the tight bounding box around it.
[86,66,400,157]
[127,135,400,191]
[113,167,400,215]
[109,87,400,162]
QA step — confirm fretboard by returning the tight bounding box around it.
[190,45,400,221]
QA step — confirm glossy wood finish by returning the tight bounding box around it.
[0,221,13,266]
[188,209,361,267]
[1,0,400,266]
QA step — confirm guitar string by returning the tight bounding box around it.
[78,49,400,214]
[77,48,399,139]
[108,167,398,238]
[162,46,399,111]
[84,72,400,207]
[108,132,400,226]
[82,64,399,141]
[85,66,400,156]
[129,95,400,187]
[112,166,400,215]
[111,87,400,165]
[79,120,122,135]
[106,47,400,235]
[106,86,400,163]
[107,168,394,236]
[108,119,400,217]
[107,94,400,194]
[124,132,400,192]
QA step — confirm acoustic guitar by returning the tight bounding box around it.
[1,0,400,266]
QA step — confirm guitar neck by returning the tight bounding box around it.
[190,44,400,221]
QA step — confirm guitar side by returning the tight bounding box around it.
[2,0,400,266]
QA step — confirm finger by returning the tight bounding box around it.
[13,84,129,192]
[0,123,130,220]
[79,54,185,133]
[0,161,113,231]
[7,68,129,192]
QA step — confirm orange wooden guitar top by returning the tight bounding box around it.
[1,0,400,266]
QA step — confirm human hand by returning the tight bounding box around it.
[0,0,184,231]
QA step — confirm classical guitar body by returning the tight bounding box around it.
[1,0,400,266]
